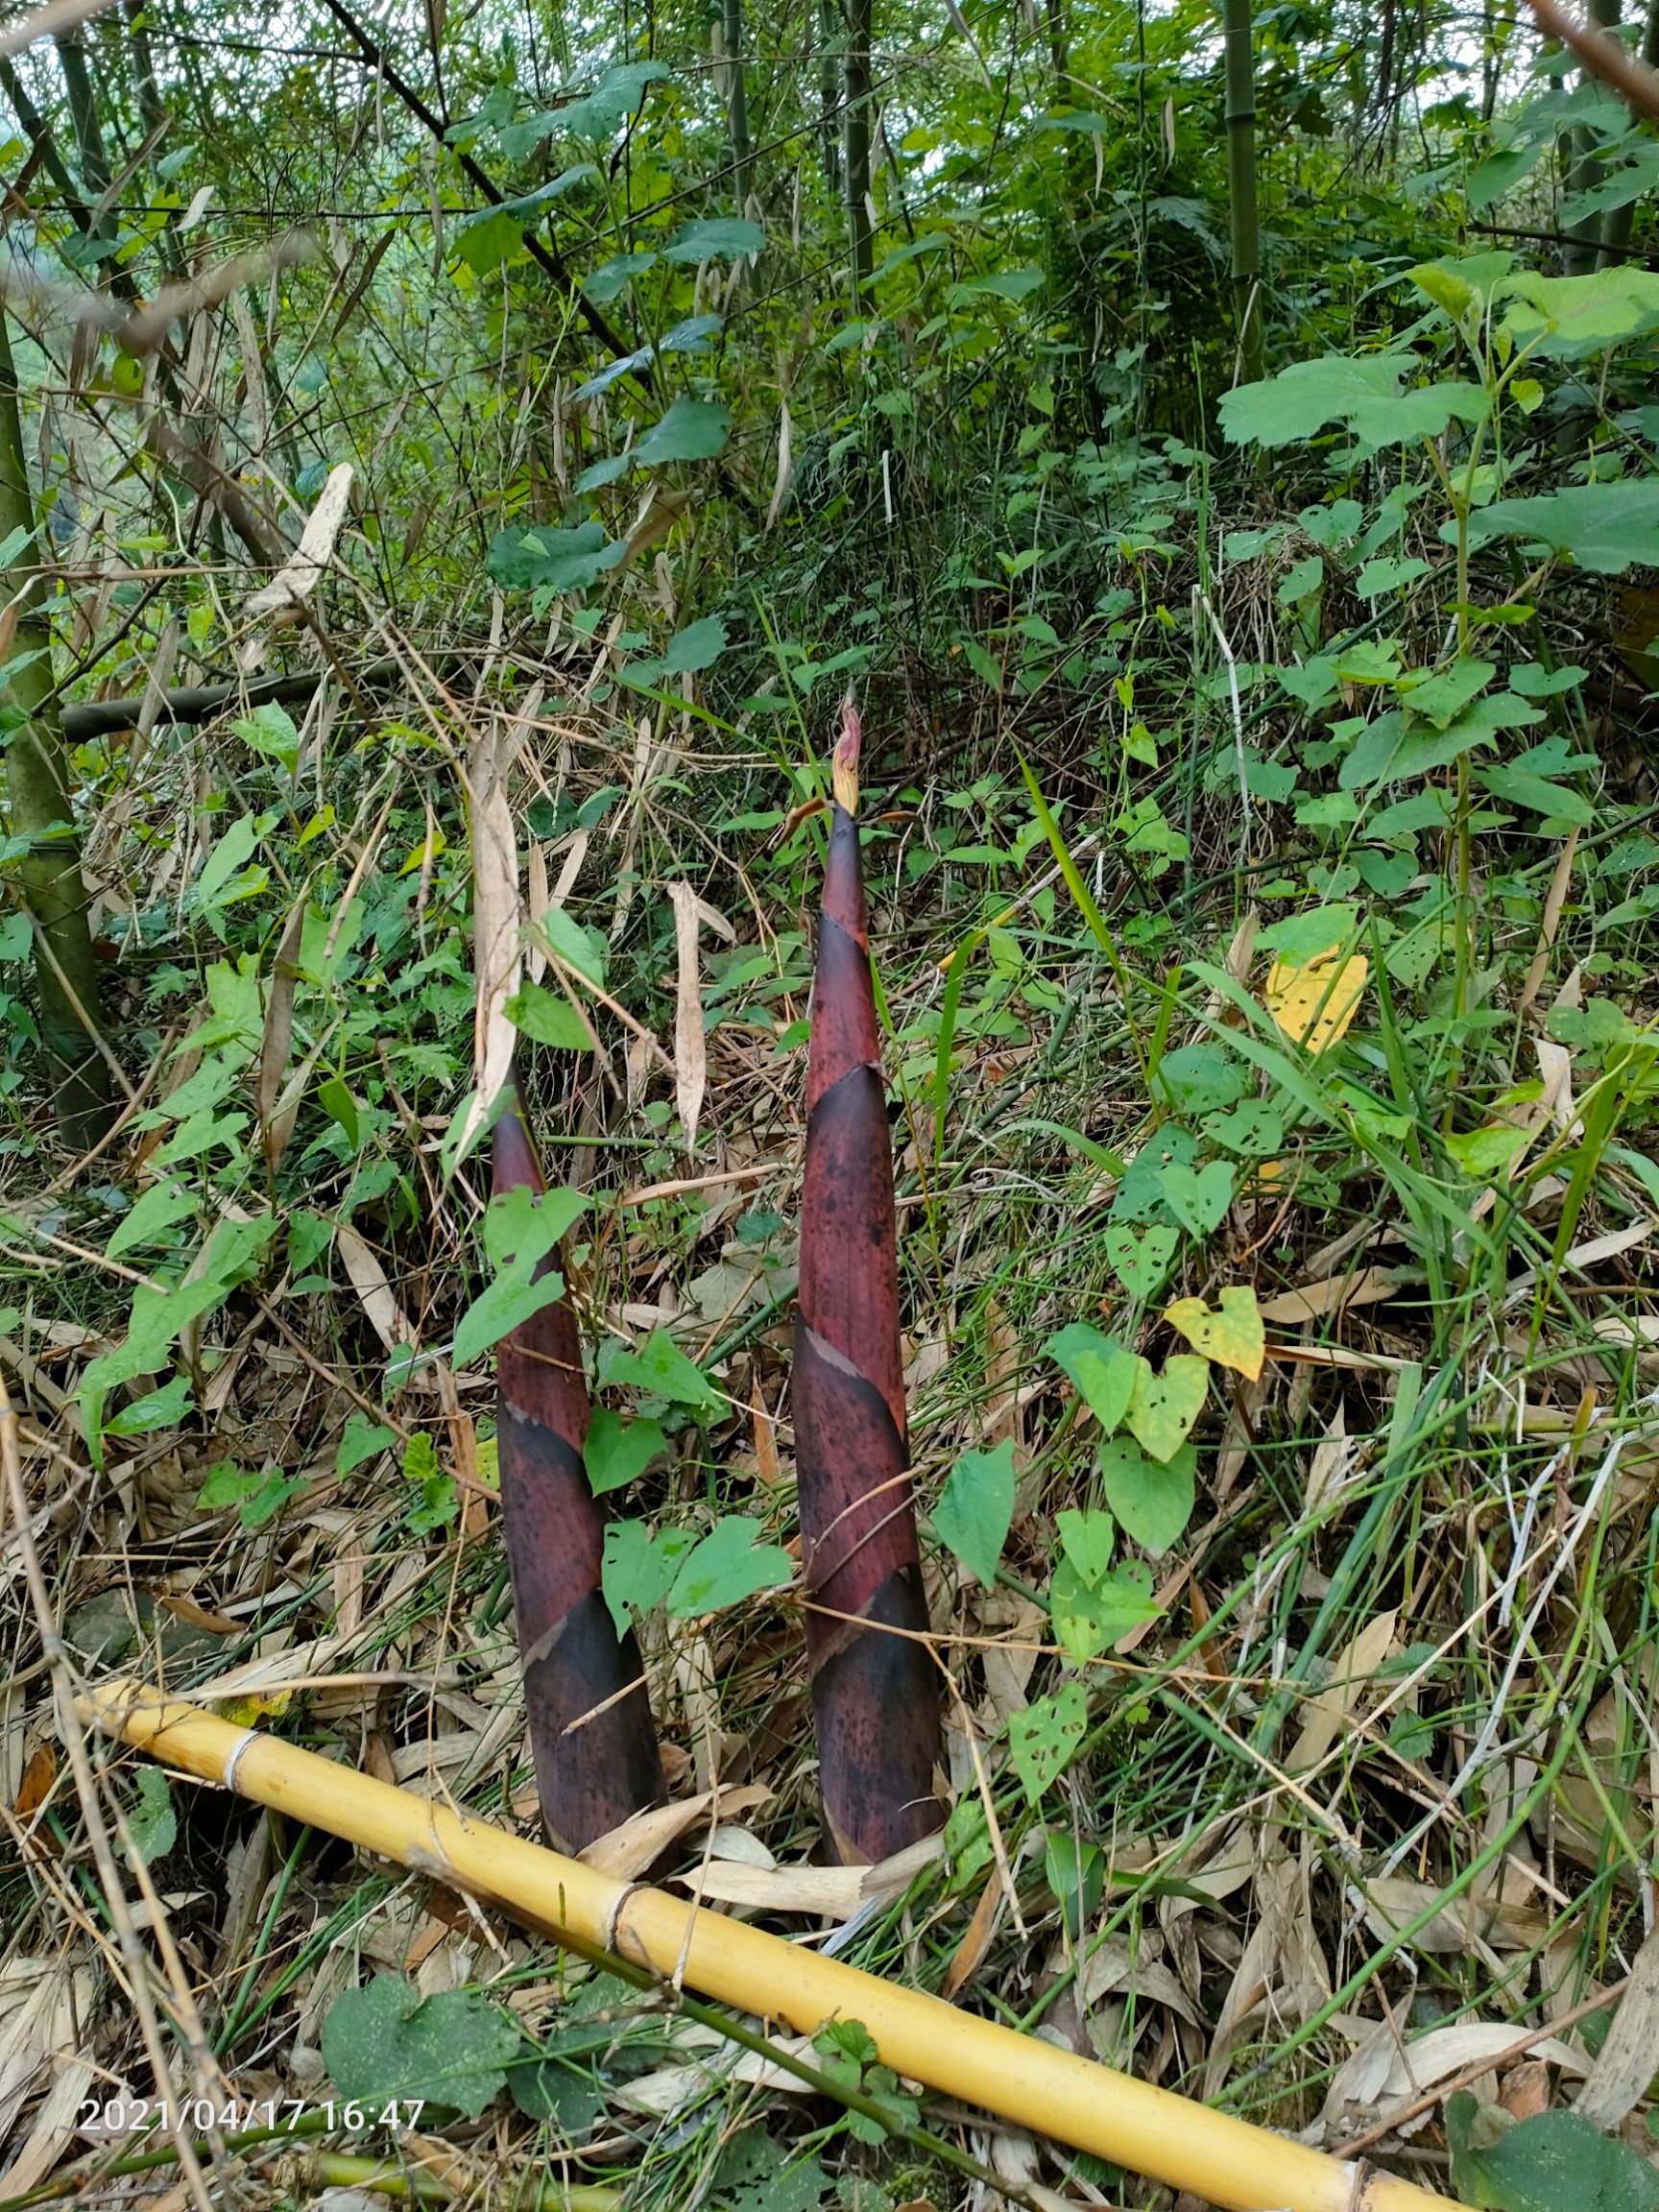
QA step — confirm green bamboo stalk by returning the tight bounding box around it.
[843,0,874,297]
[0,311,112,1142]
[1221,0,1265,385]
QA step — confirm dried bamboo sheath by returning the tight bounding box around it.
[493,1075,661,1850]
[82,1689,1454,2212]
[796,797,942,1863]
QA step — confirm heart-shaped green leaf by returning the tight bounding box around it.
[1104,1222,1180,1299]
[933,1438,1018,1589]
[1046,1322,1142,1436]
[1007,1681,1087,1803]
[1056,1504,1117,1585]
[1125,1355,1209,1462]
[1101,1436,1196,1556]
[585,1410,668,1496]
[1158,1160,1235,1238]
[1050,1558,1160,1665]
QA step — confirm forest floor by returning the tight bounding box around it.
[3,575,1658,2212]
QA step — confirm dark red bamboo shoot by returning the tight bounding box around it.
[793,699,943,1864]
[493,1070,663,1850]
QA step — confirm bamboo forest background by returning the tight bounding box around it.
[4,0,1659,2202]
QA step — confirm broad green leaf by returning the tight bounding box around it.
[1156,1042,1245,1115]
[1158,1159,1234,1238]
[947,268,1045,304]
[232,701,300,775]
[80,1213,276,1462]
[604,1327,716,1407]
[130,1768,176,1864]
[1501,265,1659,358]
[1046,1321,1141,1435]
[585,250,658,302]
[106,1374,193,1435]
[666,1515,792,1614]
[107,1179,196,1260]
[337,1411,397,1475]
[1103,1221,1180,1299]
[661,615,729,673]
[547,60,670,138]
[486,521,628,592]
[322,1978,523,2120]
[1057,1505,1117,1586]
[571,349,654,402]
[1008,1681,1087,1802]
[1467,482,1659,574]
[600,1519,694,1637]
[1051,1557,1159,1664]
[1202,1101,1285,1156]
[1469,143,1544,209]
[506,982,593,1050]
[1472,763,1595,824]
[1256,903,1360,961]
[637,397,732,466]
[1100,1437,1196,1556]
[1124,1355,1209,1463]
[1444,1123,1530,1178]
[663,216,763,261]
[1044,1830,1104,1937]
[1356,555,1431,596]
[537,906,609,987]
[193,810,274,915]
[1219,356,1488,449]
[1407,249,1515,318]
[1446,2092,1659,2211]
[933,1437,1018,1588]
[1400,658,1494,730]
[451,1267,566,1371]
[660,313,723,354]
[585,1409,667,1496]
[482,1186,587,1272]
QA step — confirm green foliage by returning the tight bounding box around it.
[932,1437,1018,1589]
[322,1977,523,2119]
[129,1768,176,1864]
[1446,2094,1659,2211]
[663,1514,792,1616]
[1008,1681,1088,1803]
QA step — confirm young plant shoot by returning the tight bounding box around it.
[493,1068,663,1849]
[793,696,943,1863]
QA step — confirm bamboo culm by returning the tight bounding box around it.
[80,1687,1458,2212]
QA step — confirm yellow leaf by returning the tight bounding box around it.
[1265,945,1367,1054]
[213,1690,293,1727]
[1164,1286,1265,1382]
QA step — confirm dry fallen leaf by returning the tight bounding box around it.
[246,463,354,617]
[1287,1609,1397,1773]
[1259,1267,1400,1326]
[452,732,523,1164]
[579,1782,771,1881]
[667,880,707,1156]
[672,1831,943,1919]
[1575,1925,1659,2129]
[334,1223,415,1355]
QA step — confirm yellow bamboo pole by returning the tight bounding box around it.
[79,1684,1457,2212]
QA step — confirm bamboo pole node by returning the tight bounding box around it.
[76,1683,1461,2212]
